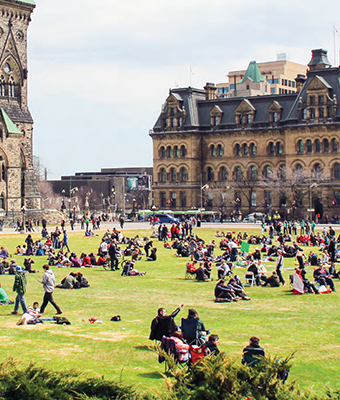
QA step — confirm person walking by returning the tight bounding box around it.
[61,230,70,252]
[38,264,62,315]
[276,250,286,286]
[11,265,28,314]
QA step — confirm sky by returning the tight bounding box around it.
[27,0,340,179]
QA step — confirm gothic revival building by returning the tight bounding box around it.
[0,0,40,214]
[150,49,340,220]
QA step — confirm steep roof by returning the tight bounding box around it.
[13,0,36,6]
[239,61,265,84]
[1,108,22,134]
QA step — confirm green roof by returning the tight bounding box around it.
[239,61,265,84]
[1,108,22,134]
[14,0,36,6]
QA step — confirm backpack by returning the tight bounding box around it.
[53,316,71,325]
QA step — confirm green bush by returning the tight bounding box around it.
[160,352,340,400]
[0,359,156,400]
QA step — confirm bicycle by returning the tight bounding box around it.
[103,254,126,271]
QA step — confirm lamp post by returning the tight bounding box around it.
[21,205,26,221]
[11,204,14,223]
[61,189,66,213]
[151,204,156,225]
[308,181,318,221]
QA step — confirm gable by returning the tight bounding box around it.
[210,105,223,115]
[268,100,282,112]
[306,75,332,91]
[235,99,256,114]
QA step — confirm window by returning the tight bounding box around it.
[264,190,272,205]
[246,85,250,90]
[310,96,315,105]
[170,192,176,208]
[247,114,252,124]
[302,109,307,120]
[271,88,276,94]
[235,143,241,156]
[315,139,321,153]
[230,84,235,90]
[307,139,312,153]
[160,146,166,159]
[263,166,273,179]
[180,145,187,158]
[250,143,257,156]
[214,116,219,126]
[210,145,216,157]
[160,168,166,182]
[234,166,242,182]
[318,95,324,105]
[8,77,15,97]
[242,143,248,156]
[298,139,304,153]
[167,146,173,158]
[178,117,182,127]
[220,166,228,182]
[288,80,291,87]
[319,107,324,118]
[333,163,340,179]
[292,81,295,88]
[335,191,340,204]
[310,108,315,120]
[174,145,179,158]
[284,79,287,86]
[268,142,275,156]
[170,168,177,182]
[312,163,323,178]
[280,196,287,207]
[180,167,188,182]
[207,167,214,182]
[160,192,166,207]
[249,166,257,181]
[0,194,4,209]
[239,114,244,124]
[217,144,224,157]
[273,112,278,122]
[170,118,175,128]
[0,75,4,96]
[276,142,283,155]
[180,192,187,208]
[323,139,329,153]
[1,164,5,181]
[332,139,338,152]
[294,163,303,173]
[277,166,286,180]
[251,191,256,207]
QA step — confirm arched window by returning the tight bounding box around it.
[249,166,257,181]
[0,75,4,96]
[333,163,340,179]
[180,167,188,182]
[8,76,15,97]
[294,164,304,174]
[160,146,166,159]
[268,142,275,156]
[312,163,323,178]
[315,139,321,153]
[174,146,179,158]
[263,165,273,179]
[323,139,329,153]
[180,145,187,158]
[0,194,4,209]
[297,140,304,154]
[276,142,283,155]
[207,167,214,182]
[234,166,242,182]
[242,143,248,156]
[332,138,338,152]
[160,168,166,182]
[250,143,257,156]
[306,139,312,153]
[210,145,216,157]
[170,168,177,182]
[217,144,224,157]
[1,164,5,181]
[167,146,173,158]
[235,143,241,156]
[277,165,286,180]
[219,166,228,182]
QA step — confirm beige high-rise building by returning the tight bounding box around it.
[216,55,307,98]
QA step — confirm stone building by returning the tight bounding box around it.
[150,49,340,220]
[0,0,40,216]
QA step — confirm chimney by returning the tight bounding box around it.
[295,74,306,92]
[204,82,216,100]
[308,49,331,70]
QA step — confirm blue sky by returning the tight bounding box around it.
[28,0,340,179]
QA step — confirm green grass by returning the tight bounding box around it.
[0,226,339,395]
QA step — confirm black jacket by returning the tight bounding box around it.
[149,307,181,340]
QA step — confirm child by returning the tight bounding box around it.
[28,301,41,317]
[204,334,220,355]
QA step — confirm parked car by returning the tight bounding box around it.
[243,212,264,223]
[154,213,179,224]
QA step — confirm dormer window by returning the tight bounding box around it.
[210,105,223,127]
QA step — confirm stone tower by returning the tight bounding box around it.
[0,0,40,215]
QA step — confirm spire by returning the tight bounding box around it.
[239,61,265,84]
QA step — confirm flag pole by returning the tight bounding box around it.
[334,25,336,66]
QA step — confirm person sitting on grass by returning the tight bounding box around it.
[262,271,281,287]
[56,272,77,289]
[24,258,37,273]
[217,260,231,280]
[75,272,90,288]
[227,278,251,300]
[204,334,220,355]
[313,265,336,292]
[242,336,265,367]
[214,279,237,302]
[147,247,157,261]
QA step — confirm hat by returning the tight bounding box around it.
[16,265,23,272]
[255,247,259,250]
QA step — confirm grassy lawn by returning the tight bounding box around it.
[0,225,339,394]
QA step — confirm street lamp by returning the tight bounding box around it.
[61,189,66,213]
[308,181,318,221]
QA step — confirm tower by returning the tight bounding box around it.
[0,0,40,214]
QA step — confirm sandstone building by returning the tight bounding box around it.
[150,49,340,220]
[0,0,40,215]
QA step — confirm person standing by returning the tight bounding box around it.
[38,264,62,315]
[108,239,119,270]
[11,265,28,314]
[276,250,286,286]
[61,230,71,252]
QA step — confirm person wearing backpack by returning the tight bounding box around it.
[11,265,28,315]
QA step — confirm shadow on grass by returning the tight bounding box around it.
[138,371,164,380]
[135,345,153,352]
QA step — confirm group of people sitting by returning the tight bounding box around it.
[55,272,90,289]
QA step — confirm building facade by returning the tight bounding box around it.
[216,56,306,97]
[150,49,340,220]
[0,0,40,214]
